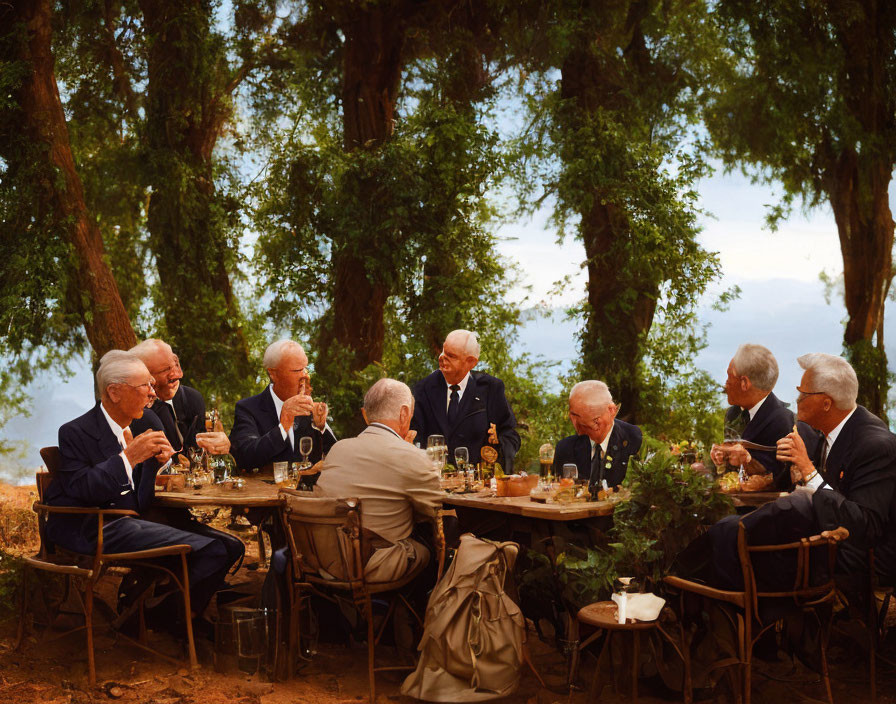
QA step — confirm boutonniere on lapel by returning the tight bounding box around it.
[605,454,613,469]
[622,440,628,448]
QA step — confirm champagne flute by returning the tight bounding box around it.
[299,436,313,469]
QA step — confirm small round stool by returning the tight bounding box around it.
[576,600,657,702]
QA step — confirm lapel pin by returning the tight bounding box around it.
[623,440,628,448]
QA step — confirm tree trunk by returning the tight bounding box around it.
[139,0,252,393]
[560,38,657,423]
[11,0,136,357]
[317,3,408,373]
[826,149,893,417]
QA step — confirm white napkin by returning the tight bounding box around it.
[611,591,665,622]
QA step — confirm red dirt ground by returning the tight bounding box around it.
[2,482,895,704]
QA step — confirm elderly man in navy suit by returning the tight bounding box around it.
[552,380,642,490]
[130,338,245,576]
[45,350,235,628]
[229,339,336,473]
[411,329,520,472]
[710,343,800,490]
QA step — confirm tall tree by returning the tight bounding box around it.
[509,0,722,422]
[0,0,136,359]
[707,0,896,416]
[137,0,255,394]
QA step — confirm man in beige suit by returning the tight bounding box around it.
[315,378,443,583]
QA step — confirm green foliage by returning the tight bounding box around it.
[537,449,734,610]
[0,550,22,618]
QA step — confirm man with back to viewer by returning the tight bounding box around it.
[315,378,444,583]
[411,329,520,472]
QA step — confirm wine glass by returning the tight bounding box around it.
[299,436,313,469]
[454,447,469,472]
[562,463,578,481]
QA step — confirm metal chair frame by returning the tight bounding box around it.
[664,522,844,704]
[279,491,444,703]
[15,447,198,685]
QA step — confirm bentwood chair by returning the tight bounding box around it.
[16,447,197,685]
[280,491,436,703]
[664,521,847,704]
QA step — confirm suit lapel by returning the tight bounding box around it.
[823,410,859,490]
[426,373,450,435]
[89,403,126,464]
[575,435,592,474]
[743,393,779,441]
[450,373,485,433]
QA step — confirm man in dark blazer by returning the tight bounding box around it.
[130,338,245,572]
[711,344,802,490]
[708,353,896,592]
[552,380,642,489]
[411,329,520,472]
[45,350,235,622]
[130,338,231,456]
[229,339,336,473]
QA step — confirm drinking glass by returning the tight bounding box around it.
[454,447,469,472]
[562,463,578,481]
[299,436,313,468]
[273,461,289,485]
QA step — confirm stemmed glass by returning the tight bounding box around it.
[299,436,313,469]
[454,447,469,472]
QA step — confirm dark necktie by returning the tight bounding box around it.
[818,439,829,478]
[590,445,603,487]
[740,407,751,427]
[447,385,460,424]
[159,402,184,449]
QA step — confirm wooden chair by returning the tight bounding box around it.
[664,522,847,704]
[16,446,198,685]
[279,491,434,703]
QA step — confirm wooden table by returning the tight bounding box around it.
[154,477,284,509]
[443,492,616,520]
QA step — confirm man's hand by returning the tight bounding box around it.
[487,423,499,445]
[776,430,814,481]
[124,430,174,466]
[312,401,328,431]
[710,442,751,468]
[280,394,314,431]
[195,431,231,455]
[404,429,417,444]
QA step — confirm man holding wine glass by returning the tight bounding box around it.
[229,339,336,476]
[411,329,520,473]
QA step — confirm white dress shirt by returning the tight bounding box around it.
[100,402,133,487]
[804,408,856,493]
[444,372,471,411]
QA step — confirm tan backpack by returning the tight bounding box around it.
[401,534,523,702]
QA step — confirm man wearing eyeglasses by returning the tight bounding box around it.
[702,353,896,593]
[130,338,229,456]
[45,350,235,634]
[552,380,641,490]
[710,343,798,490]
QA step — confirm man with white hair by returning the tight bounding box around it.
[129,338,230,455]
[552,380,642,489]
[45,350,235,629]
[130,338,245,576]
[704,353,896,591]
[316,378,443,582]
[710,343,797,489]
[411,329,520,472]
[229,339,336,472]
